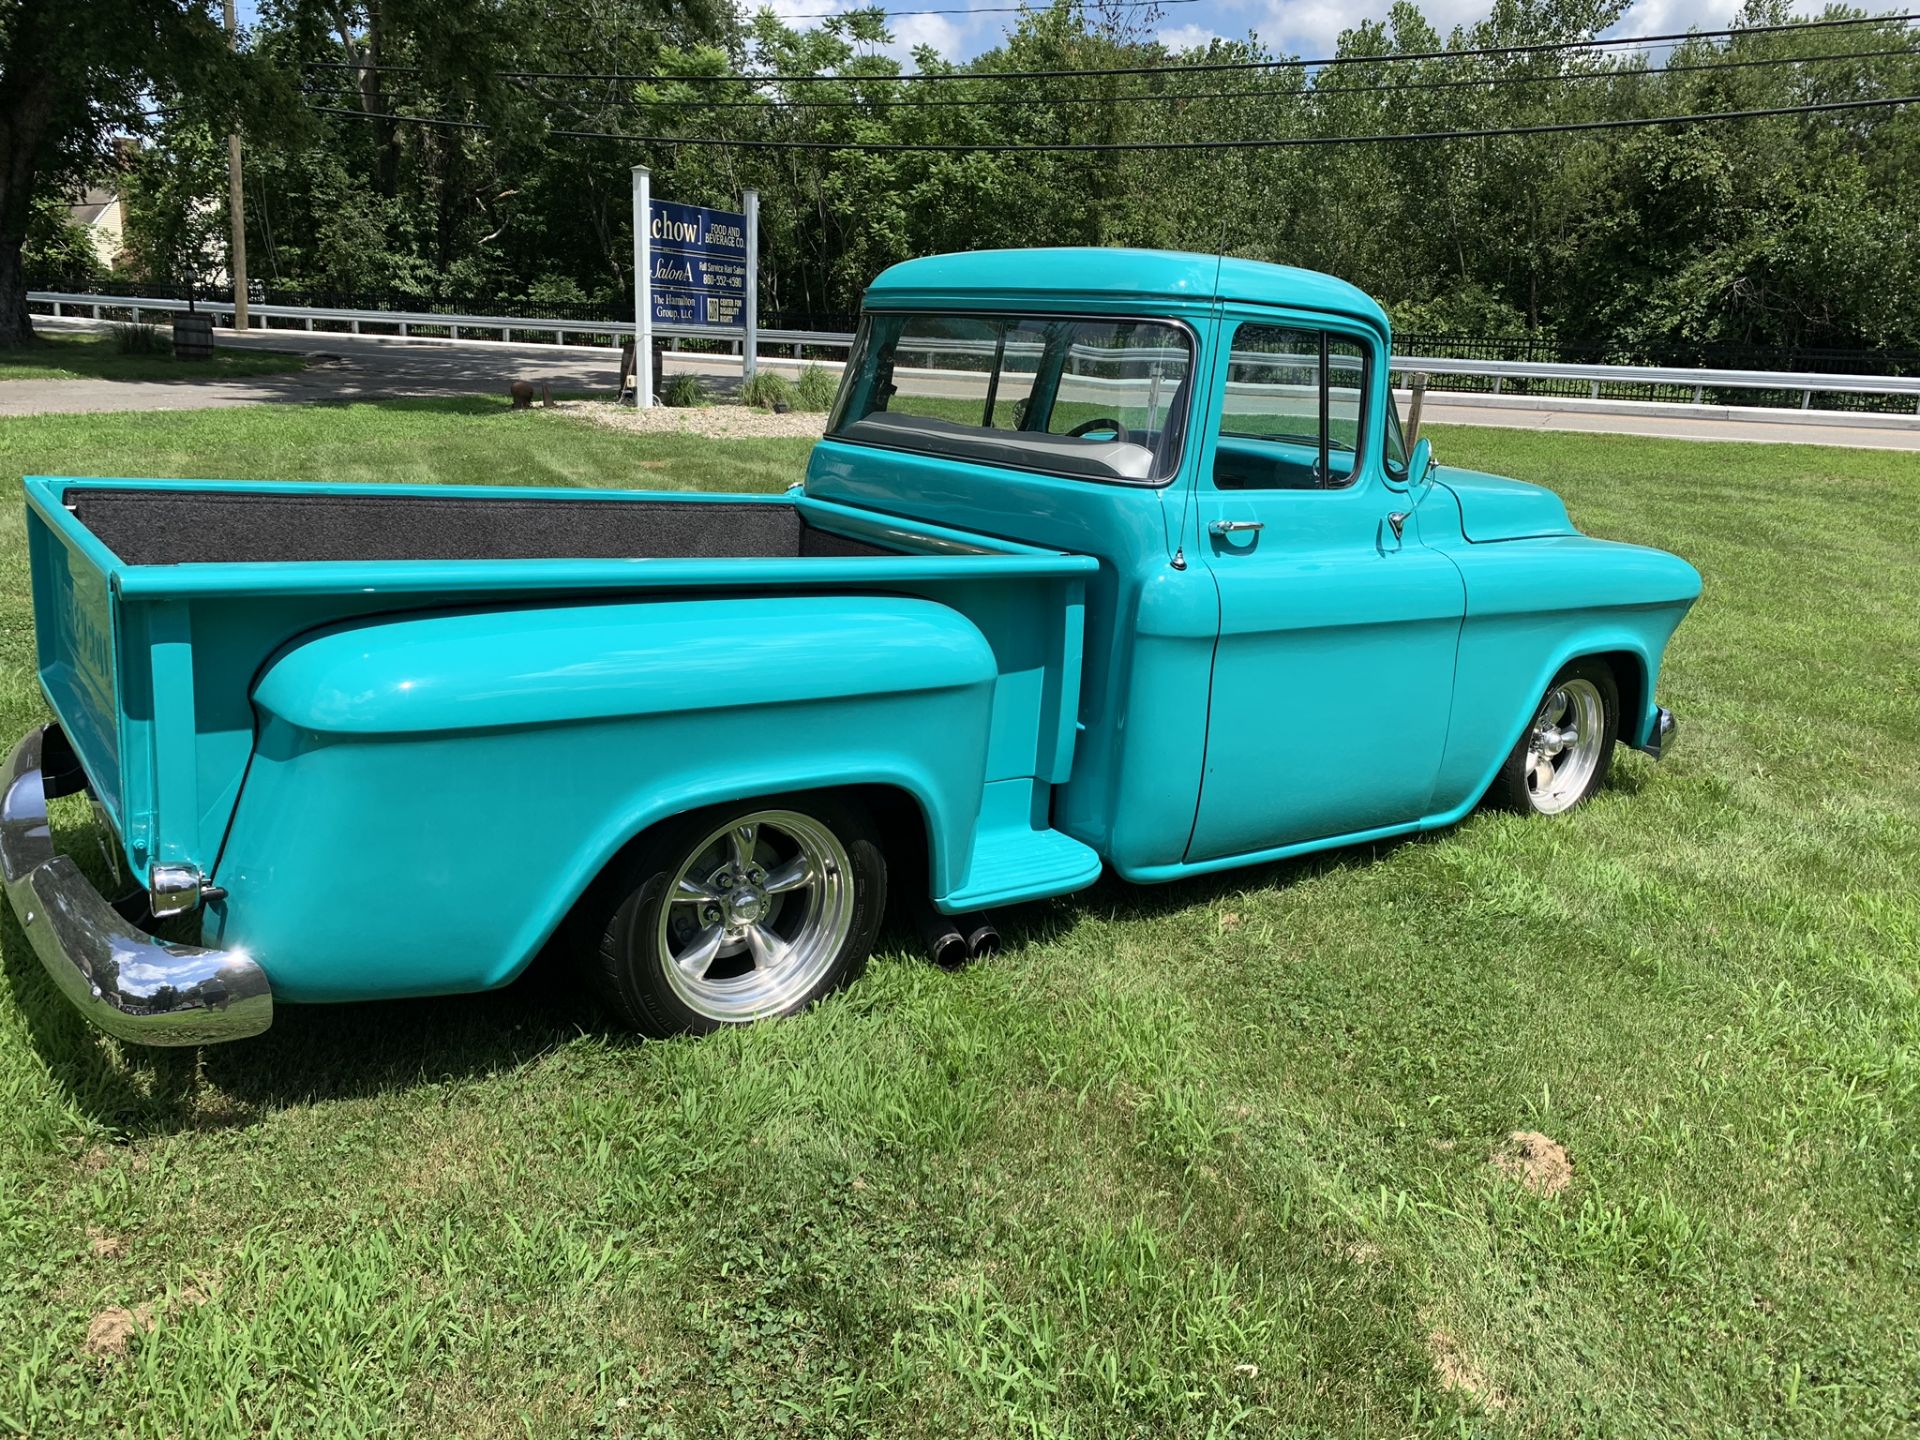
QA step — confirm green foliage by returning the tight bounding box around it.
[661,371,705,407]
[225,2,1920,360]
[110,321,166,355]
[22,194,102,287]
[0,0,302,343]
[738,369,795,410]
[120,117,230,298]
[793,364,839,411]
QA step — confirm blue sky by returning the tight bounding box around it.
[759,0,1912,64]
[240,0,1911,67]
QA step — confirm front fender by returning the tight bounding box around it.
[1428,535,1701,818]
[212,596,998,1002]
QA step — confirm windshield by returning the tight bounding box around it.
[827,312,1192,485]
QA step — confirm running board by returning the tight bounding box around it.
[941,824,1102,913]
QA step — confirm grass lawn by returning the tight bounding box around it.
[0,331,307,383]
[0,399,1914,1438]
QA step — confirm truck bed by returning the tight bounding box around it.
[25,476,1097,911]
[69,487,894,566]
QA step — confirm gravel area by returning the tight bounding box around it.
[555,399,828,440]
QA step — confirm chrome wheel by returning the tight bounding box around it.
[656,809,854,1023]
[1524,678,1607,814]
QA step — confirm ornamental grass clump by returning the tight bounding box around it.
[661,373,705,407]
[112,322,167,356]
[738,371,796,412]
[793,365,839,412]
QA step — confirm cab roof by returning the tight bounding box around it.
[864,247,1388,330]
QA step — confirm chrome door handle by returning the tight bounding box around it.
[1387,511,1409,540]
[1208,520,1265,535]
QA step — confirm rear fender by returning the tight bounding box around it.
[214,595,998,1002]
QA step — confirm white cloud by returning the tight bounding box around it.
[884,12,967,61]
[1160,22,1227,51]
[1223,0,1917,58]
[1610,0,1909,37]
[758,0,831,26]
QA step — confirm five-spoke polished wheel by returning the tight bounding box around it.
[659,810,855,1023]
[1487,659,1620,816]
[1521,678,1608,814]
[580,794,886,1038]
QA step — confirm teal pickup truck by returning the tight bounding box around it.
[3,249,1698,1046]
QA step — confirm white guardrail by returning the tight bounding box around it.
[27,291,1920,417]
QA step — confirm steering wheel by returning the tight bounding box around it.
[1067,416,1132,445]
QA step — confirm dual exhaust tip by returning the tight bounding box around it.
[916,907,1000,969]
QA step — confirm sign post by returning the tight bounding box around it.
[743,189,759,380]
[630,165,652,408]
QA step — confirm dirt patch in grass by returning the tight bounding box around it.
[86,1227,125,1258]
[85,1304,153,1359]
[1428,1327,1507,1409]
[1493,1130,1573,1196]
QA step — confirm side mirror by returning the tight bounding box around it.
[1408,436,1434,484]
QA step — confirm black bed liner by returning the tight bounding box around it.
[69,489,896,566]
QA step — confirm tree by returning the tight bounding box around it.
[121,119,229,304]
[0,0,293,346]
[22,192,102,288]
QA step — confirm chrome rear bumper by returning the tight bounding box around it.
[0,725,270,1046]
[1633,706,1677,760]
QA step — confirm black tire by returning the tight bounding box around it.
[1485,659,1620,815]
[578,793,886,1039]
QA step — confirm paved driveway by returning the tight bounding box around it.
[0,320,627,417]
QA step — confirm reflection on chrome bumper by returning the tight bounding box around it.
[1633,706,1677,761]
[1,725,270,1046]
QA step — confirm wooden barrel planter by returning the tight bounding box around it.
[173,313,214,361]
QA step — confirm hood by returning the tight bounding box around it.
[1435,466,1578,543]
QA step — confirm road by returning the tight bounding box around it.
[9,317,1919,451]
[0,319,626,417]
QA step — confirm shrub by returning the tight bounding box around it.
[112,322,167,356]
[738,370,796,411]
[661,372,705,408]
[793,365,839,412]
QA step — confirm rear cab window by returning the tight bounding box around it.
[828,313,1193,485]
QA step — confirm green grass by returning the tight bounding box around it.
[0,332,308,383]
[0,398,1915,1437]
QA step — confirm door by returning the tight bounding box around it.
[1186,320,1464,862]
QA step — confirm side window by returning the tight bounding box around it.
[1214,324,1368,491]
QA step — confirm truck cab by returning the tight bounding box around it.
[809,248,1696,879]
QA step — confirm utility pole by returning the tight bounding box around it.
[222,0,249,331]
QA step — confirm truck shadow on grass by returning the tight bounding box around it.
[5,824,1471,1142]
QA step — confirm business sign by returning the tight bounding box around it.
[648,199,747,327]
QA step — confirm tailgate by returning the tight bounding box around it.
[25,480,123,817]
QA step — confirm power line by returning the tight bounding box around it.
[771,0,1200,16]
[418,42,1917,112]
[299,12,1918,87]
[311,91,1920,150]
